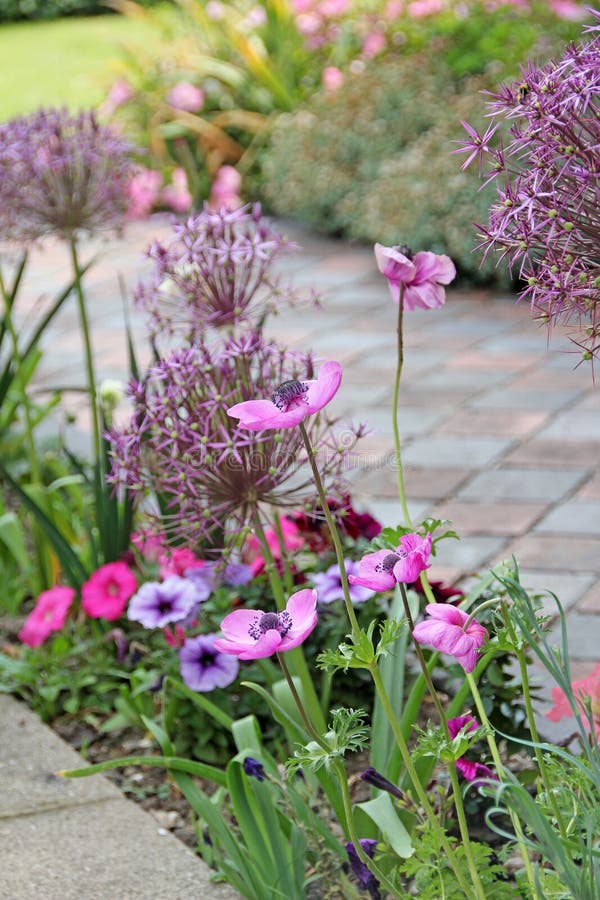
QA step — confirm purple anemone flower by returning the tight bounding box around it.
[179,633,239,692]
[313,559,375,605]
[127,576,201,628]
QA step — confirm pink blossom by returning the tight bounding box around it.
[167,81,205,113]
[384,0,404,18]
[131,530,166,562]
[546,664,600,738]
[548,0,586,20]
[296,11,322,34]
[407,0,444,17]
[374,242,456,310]
[214,589,318,660]
[81,561,138,621]
[245,5,268,27]
[447,715,496,782]
[208,165,242,211]
[413,604,488,673]
[161,168,193,213]
[349,533,432,592]
[18,586,75,648]
[100,78,135,118]
[362,30,387,58]
[320,0,350,14]
[322,66,345,92]
[228,360,342,431]
[159,547,206,579]
[126,167,163,219]
[206,0,225,18]
[245,518,304,576]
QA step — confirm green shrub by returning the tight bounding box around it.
[261,57,504,284]
[0,0,161,21]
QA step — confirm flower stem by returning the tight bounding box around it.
[369,664,475,897]
[447,762,488,900]
[299,422,360,638]
[332,757,402,899]
[391,288,436,606]
[500,605,568,841]
[276,653,327,749]
[253,510,325,731]
[272,510,295,595]
[466,672,539,898]
[69,237,101,466]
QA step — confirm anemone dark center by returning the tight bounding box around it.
[271,379,308,411]
[394,243,414,260]
[375,552,404,573]
[248,610,292,641]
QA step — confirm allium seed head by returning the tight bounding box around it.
[108,333,357,552]
[0,108,134,243]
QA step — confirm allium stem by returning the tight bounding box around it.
[466,672,539,896]
[276,653,327,750]
[392,288,436,605]
[369,664,475,897]
[299,422,360,638]
[69,237,101,466]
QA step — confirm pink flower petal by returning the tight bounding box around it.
[237,629,283,660]
[349,549,397,592]
[424,603,468,626]
[220,608,259,644]
[413,251,456,286]
[304,361,342,413]
[404,281,446,311]
[227,399,307,431]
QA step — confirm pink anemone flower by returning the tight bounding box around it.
[213,589,318,660]
[227,360,342,431]
[546,664,600,739]
[447,715,496,782]
[413,604,488,673]
[18,585,75,648]
[349,533,432,592]
[374,243,456,311]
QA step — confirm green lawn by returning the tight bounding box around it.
[0,13,162,121]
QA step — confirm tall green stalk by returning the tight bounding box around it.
[391,287,436,605]
[252,510,325,732]
[69,237,101,466]
[466,672,539,898]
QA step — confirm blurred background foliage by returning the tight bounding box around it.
[0,0,593,281]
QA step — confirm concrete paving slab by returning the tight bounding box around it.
[0,696,237,900]
[534,501,600,536]
[458,467,588,502]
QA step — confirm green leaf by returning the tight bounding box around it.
[357,792,414,859]
[59,754,227,788]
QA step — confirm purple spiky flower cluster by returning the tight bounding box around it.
[135,204,304,341]
[109,332,356,549]
[0,108,134,243]
[457,12,600,365]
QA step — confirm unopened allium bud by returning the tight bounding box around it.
[99,379,124,422]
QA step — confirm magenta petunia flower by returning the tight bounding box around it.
[179,633,239,692]
[349,532,432,592]
[18,586,75,648]
[447,715,496,783]
[227,360,342,431]
[214,589,318,660]
[374,243,456,311]
[413,604,488,673]
[81,562,138,621]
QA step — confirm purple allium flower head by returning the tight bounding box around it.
[127,576,201,628]
[345,839,380,898]
[135,203,306,342]
[179,633,239,692]
[313,559,375,604]
[0,108,134,243]
[109,333,357,548]
[242,757,266,781]
[456,14,600,367]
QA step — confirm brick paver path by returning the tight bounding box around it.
[12,213,600,734]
